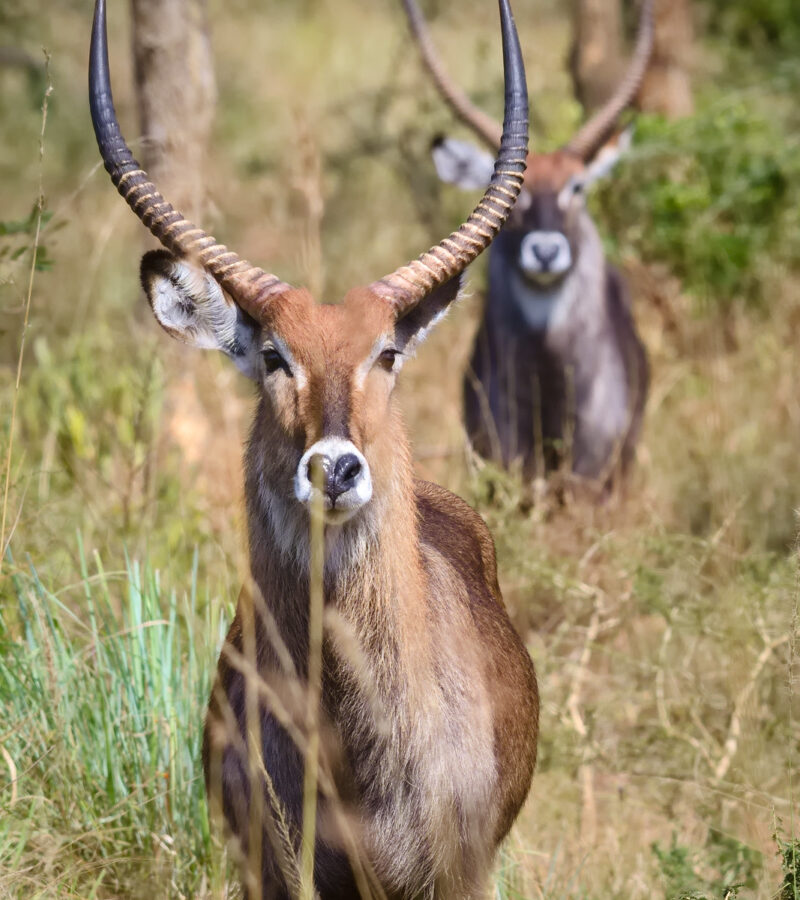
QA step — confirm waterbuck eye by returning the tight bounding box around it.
[558,177,584,211]
[262,348,290,376]
[378,347,400,372]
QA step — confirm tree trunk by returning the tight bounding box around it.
[571,0,694,120]
[637,0,694,119]
[129,1,245,524]
[130,0,216,220]
[569,0,625,114]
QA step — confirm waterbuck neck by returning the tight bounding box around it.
[243,395,429,689]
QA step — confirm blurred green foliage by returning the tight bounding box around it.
[2,321,225,582]
[779,835,800,900]
[652,830,761,898]
[701,0,800,53]
[0,205,55,272]
[597,93,800,312]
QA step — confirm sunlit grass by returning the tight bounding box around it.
[0,544,232,898]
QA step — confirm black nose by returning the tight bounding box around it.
[533,240,560,265]
[307,452,362,503]
[328,453,362,501]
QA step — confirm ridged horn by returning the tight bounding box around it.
[401,0,504,151]
[372,0,528,314]
[89,0,290,319]
[564,0,654,161]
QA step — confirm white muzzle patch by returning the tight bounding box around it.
[519,231,573,283]
[294,437,373,525]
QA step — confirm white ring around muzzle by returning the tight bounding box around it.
[294,437,373,523]
[518,231,573,281]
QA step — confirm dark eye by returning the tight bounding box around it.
[262,348,290,376]
[571,179,584,195]
[378,347,400,372]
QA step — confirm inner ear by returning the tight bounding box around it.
[394,275,463,356]
[582,126,633,188]
[140,249,261,378]
[431,137,496,191]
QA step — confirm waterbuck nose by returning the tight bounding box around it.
[532,240,560,265]
[305,452,362,502]
[295,438,373,517]
[330,454,362,499]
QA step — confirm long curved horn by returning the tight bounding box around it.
[89,0,290,318]
[401,0,504,150]
[373,0,527,314]
[564,0,654,161]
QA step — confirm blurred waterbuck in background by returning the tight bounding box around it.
[89,0,538,896]
[403,0,653,488]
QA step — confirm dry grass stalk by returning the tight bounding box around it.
[1,56,51,571]
[212,578,385,898]
[300,465,324,900]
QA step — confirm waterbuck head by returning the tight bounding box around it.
[89,0,527,531]
[405,0,652,289]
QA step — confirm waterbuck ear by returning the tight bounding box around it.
[581,126,633,189]
[431,136,496,191]
[140,250,261,379]
[394,274,462,356]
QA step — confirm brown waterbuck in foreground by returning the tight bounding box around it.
[90,0,538,896]
[403,0,652,488]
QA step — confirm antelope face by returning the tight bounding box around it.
[507,153,588,285]
[256,290,401,526]
[141,252,461,525]
[432,134,631,288]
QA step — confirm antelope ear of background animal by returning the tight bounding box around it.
[431,136,496,191]
[582,126,634,189]
[140,250,261,379]
[394,274,462,356]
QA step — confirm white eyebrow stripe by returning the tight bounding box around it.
[264,333,307,388]
[354,333,394,390]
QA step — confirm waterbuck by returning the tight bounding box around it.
[89,0,538,896]
[403,0,652,487]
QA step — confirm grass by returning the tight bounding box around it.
[0,544,232,897]
[1,0,799,896]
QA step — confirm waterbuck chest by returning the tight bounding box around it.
[464,231,646,481]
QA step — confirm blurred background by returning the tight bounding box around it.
[1,0,799,896]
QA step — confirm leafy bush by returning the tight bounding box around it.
[701,0,800,53]
[652,830,762,899]
[597,94,800,312]
[779,835,800,900]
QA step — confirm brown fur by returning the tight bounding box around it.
[202,286,539,899]
[520,151,585,195]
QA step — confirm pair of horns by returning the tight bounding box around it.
[402,0,654,163]
[89,0,528,320]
